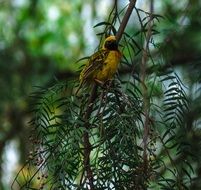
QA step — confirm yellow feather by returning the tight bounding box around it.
[75,36,121,94]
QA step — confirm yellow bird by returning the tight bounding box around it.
[76,35,121,94]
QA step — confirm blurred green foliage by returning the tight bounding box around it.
[0,0,110,189]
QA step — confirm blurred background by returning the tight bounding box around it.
[1,0,201,189]
[0,0,116,189]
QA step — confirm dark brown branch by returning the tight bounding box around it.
[116,0,137,43]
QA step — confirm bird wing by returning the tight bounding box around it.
[81,49,109,80]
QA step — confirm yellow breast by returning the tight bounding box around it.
[96,51,121,82]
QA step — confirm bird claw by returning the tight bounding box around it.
[94,79,104,86]
[94,79,113,90]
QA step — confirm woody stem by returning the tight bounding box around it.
[116,0,137,43]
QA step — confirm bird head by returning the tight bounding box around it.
[103,36,118,50]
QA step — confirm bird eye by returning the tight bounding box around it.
[105,41,110,47]
[104,40,118,50]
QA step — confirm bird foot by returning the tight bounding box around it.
[94,79,113,90]
[94,79,104,86]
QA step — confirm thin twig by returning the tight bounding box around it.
[140,0,154,174]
